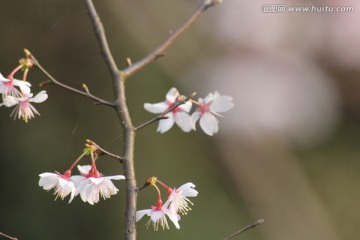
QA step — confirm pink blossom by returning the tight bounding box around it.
[144,87,193,133]
[165,182,198,215]
[136,202,180,230]
[73,165,125,205]
[0,72,31,97]
[191,92,233,135]
[1,90,48,122]
[38,172,76,203]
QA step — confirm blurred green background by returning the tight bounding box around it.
[1,0,360,240]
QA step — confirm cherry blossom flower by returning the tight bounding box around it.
[74,165,125,205]
[165,182,198,215]
[1,90,48,122]
[144,87,193,133]
[0,72,31,97]
[191,91,233,136]
[136,201,180,230]
[38,171,76,203]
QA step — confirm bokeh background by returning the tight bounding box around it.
[1,0,360,239]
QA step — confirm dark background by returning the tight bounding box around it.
[1,1,360,240]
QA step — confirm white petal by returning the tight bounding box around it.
[203,93,215,104]
[151,210,164,222]
[166,212,181,229]
[70,175,85,188]
[77,165,91,175]
[166,88,179,102]
[0,73,6,80]
[104,175,125,180]
[39,173,59,190]
[157,114,175,133]
[2,95,20,107]
[179,101,192,113]
[136,209,151,221]
[210,94,233,113]
[30,90,48,103]
[174,112,193,132]
[199,112,219,136]
[190,111,202,129]
[13,79,31,95]
[179,183,198,197]
[144,102,168,114]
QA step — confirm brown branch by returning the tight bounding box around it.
[29,53,114,107]
[221,219,264,240]
[83,0,119,79]
[88,140,124,163]
[134,92,196,131]
[83,1,221,240]
[0,232,18,240]
[83,1,137,240]
[122,0,223,79]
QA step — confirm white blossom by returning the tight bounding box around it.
[191,92,233,135]
[38,172,76,203]
[144,87,192,133]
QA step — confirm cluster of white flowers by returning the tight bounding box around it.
[144,87,233,136]
[136,179,198,230]
[39,165,125,205]
[0,71,48,122]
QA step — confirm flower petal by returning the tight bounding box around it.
[174,112,193,132]
[210,93,233,113]
[166,211,181,229]
[179,101,192,113]
[144,102,168,114]
[136,209,151,222]
[190,111,202,129]
[104,175,126,180]
[13,79,31,96]
[199,112,219,136]
[77,165,91,175]
[39,173,59,190]
[157,114,175,133]
[2,95,19,107]
[166,88,179,102]
[30,90,48,103]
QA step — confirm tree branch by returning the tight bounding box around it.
[84,1,137,240]
[88,140,124,163]
[221,219,264,240]
[83,0,120,78]
[122,0,223,79]
[29,53,114,107]
[0,232,18,240]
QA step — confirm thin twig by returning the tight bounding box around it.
[134,92,196,131]
[89,140,124,163]
[122,0,223,79]
[29,53,114,107]
[221,219,264,240]
[0,232,18,240]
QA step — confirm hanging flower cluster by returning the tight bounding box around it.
[0,51,48,122]
[144,87,233,135]
[38,140,125,204]
[136,177,198,230]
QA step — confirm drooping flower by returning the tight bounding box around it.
[136,201,180,230]
[74,165,125,205]
[165,182,198,215]
[191,91,233,136]
[0,72,31,97]
[38,171,76,203]
[144,87,193,133]
[1,90,48,122]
